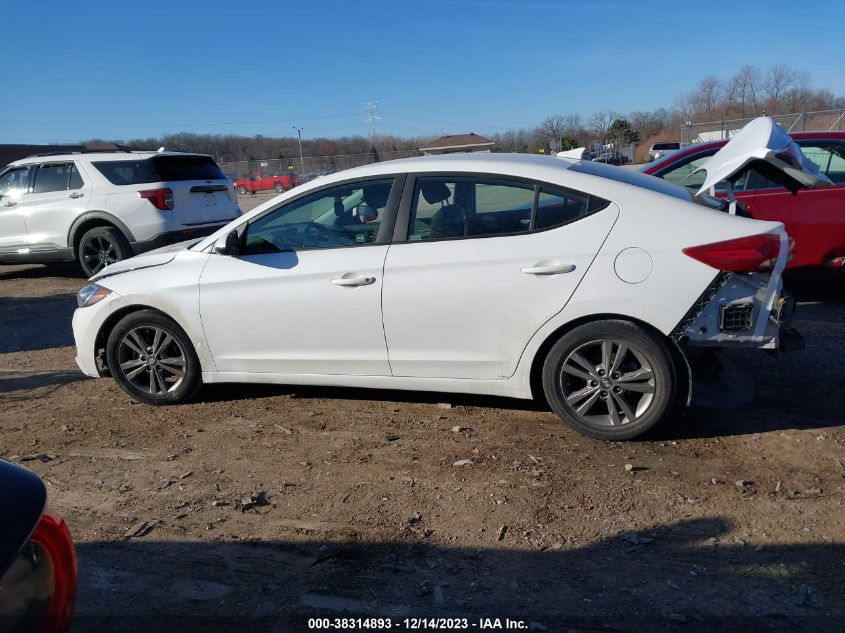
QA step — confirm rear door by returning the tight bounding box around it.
[150,155,239,225]
[381,174,619,380]
[17,162,91,253]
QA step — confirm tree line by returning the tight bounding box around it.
[87,64,844,165]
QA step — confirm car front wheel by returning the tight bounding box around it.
[542,320,676,440]
[237,185,247,195]
[106,310,201,405]
[274,182,284,192]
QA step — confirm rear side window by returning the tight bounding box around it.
[32,163,83,193]
[407,176,610,242]
[535,184,609,230]
[68,164,84,189]
[151,155,225,181]
[92,155,225,185]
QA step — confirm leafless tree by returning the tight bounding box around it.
[762,64,797,112]
[588,110,617,141]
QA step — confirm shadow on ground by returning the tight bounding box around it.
[0,370,86,399]
[198,301,845,441]
[70,517,843,632]
[0,293,77,353]
[0,263,86,281]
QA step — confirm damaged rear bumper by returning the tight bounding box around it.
[672,272,801,352]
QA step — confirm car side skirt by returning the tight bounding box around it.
[201,372,533,400]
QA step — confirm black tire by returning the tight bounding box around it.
[237,185,247,195]
[106,310,201,405]
[273,182,284,192]
[541,320,676,441]
[78,226,132,277]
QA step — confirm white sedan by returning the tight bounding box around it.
[71,122,819,440]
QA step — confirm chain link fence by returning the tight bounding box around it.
[218,149,418,181]
[681,108,845,145]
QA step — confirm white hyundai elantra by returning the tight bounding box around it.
[72,119,822,440]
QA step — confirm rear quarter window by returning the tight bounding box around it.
[91,160,157,185]
[151,156,225,181]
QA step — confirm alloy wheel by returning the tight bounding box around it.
[81,235,118,274]
[559,339,656,427]
[117,326,187,396]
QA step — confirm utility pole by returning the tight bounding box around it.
[292,126,305,178]
[364,101,380,149]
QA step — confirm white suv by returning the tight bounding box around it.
[0,150,240,276]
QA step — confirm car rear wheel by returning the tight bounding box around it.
[106,310,201,405]
[274,182,284,192]
[542,320,676,440]
[78,226,131,277]
[237,185,247,195]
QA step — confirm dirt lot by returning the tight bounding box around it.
[1,259,844,633]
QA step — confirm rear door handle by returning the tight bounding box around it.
[68,192,84,199]
[521,263,576,275]
[331,275,376,287]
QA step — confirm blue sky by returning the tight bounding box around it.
[1,0,843,143]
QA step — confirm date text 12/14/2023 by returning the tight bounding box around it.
[307,617,545,630]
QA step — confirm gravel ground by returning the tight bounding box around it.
[1,260,843,633]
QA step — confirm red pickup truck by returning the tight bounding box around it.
[233,172,297,195]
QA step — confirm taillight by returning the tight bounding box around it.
[138,187,174,210]
[0,510,77,633]
[683,233,782,272]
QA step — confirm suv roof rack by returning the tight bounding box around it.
[29,148,135,158]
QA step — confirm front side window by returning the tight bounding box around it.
[800,142,845,185]
[243,179,394,254]
[748,142,845,190]
[0,167,31,198]
[33,163,79,193]
[407,176,609,242]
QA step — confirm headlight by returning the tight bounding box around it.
[77,284,112,308]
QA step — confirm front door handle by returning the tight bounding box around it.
[331,275,376,287]
[521,263,576,275]
[68,192,84,199]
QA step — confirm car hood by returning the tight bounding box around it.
[89,240,195,282]
[693,116,832,195]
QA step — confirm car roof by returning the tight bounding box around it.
[9,150,212,167]
[332,152,578,177]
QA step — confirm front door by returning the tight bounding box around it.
[381,174,619,379]
[199,177,399,375]
[0,166,32,259]
[743,140,845,269]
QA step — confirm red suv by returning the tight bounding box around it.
[643,132,845,274]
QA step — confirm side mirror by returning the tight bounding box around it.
[214,229,241,256]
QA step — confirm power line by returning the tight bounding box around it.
[0,112,364,129]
